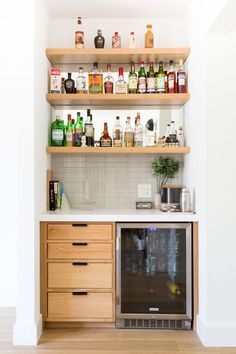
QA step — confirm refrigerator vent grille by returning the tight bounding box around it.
[117,319,191,330]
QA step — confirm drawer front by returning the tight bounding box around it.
[48,292,113,320]
[48,262,112,289]
[48,223,112,241]
[48,243,112,260]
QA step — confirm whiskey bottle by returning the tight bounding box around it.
[66,114,73,147]
[88,62,103,94]
[85,109,94,146]
[138,61,146,93]
[51,115,64,146]
[128,61,138,94]
[156,61,165,94]
[104,64,114,94]
[124,117,134,147]
[145,24,154,48]
[115,67,127,94]
[147,61,156,93]
[167,60,175,93]
[76,67,87,93]
[100,122,112,147]
[75,17,84,49]
[113,116,123,147]
[74,112,83,147]
[134,113,143,147]
[64,73,75,93]
[177,59,187,93]
[94,29,105,48]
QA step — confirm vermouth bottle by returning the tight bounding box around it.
[138,61,146,93]
[177,59,187,93]
[128,61,138,94]
[167,60,175,94]
[156,61,165,94]
[146,61,155,93]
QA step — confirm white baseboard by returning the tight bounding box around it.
[0,292,16,307]
[197,314,236,347]
[13,314,42,345]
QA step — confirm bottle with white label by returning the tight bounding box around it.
[129,32,136,48]
[147,61,156,93]
[169,120,177,145]
[156,61,165,93]
[51,115,64,146]
[138,61,146,93]
[66,114,73,147]
[134,113,143,147]
[177,59,187,93]
[76,67,87,93]
[113,116,123,147]
[178,126,184,147]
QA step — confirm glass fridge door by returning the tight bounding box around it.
[116,223,192,320]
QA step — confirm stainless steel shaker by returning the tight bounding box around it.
[180,188,191,212]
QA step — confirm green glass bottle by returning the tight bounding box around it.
[156,61,165,94]
[128,61,138,94]
[138,61,146,93]
[51,115,64,146]
[147,61,156,93]
[75,112,83,147]
[66,114,73,147]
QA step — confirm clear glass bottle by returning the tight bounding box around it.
[74,112,83,147]
[113,116,123,147]
[128,61,138,94]
[129,32,136,48]
[138,61,146,93]
[60,78,65,93]
[177,59,187,93]
[165,124,170,145]
[66,114,73,147]
[104,64,114,94]
[178,126,184,147]
[64,73,75,93]
[147,61,156,93]
[94,29,105,48]
[85,109,94,146]
[167,60,175,94]
[145,24,154,48]
[112,32,121,48]
[124,117,134,147]
[76,67,87,93]
[169,120,177,145]
[100,122,112,147]
[75,17,84,49]
[155,61,165,94]
[88,62,103,94]
[134,112,143,147]
[115,67,127,94]
[51,115,64,146]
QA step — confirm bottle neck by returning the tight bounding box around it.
[103,124,109,135]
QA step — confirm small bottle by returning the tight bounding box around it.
[104,64,114,94]
[66,114,73,147]
[128,61,138,94]
[169,121,177,145]
[51,115,64,146]
[167,60,176,94]
[138,61,146,93]
[88,62,103,94]
[94,29,105,48]
[155,61,165,94]
[115,67,127,94]
[74,112,83,147]
[145,24,154,48]
[124,117,134,147]
[177,59,187,93]
[60,78,65,93]
[146,61,156,93]
[100,122,112,147]
[112,32,121,48]
[134,112,143,147]
[85,109,94,146]
[129,32,136,48]
[75,17,84,49]
[165,124,170,145]
[113,116,123,147]
[72,118,76,145]
[64,73,75,93]
[76,67,87,93]
[178,126,184,147]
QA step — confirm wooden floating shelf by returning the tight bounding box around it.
[46,93,190,109]
[46,48,190,65]
[46,146,190,155]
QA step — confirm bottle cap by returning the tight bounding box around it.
[146,24,152,28]
[77,17,82,24]
[130,31,134,35]
[107,64,111,70]
[115,32,118,35]
[79,67,83,70]
[159,61,163,65]
[149,61,154,65]
[68,114,72,119]
[72,119,75,124]
[97,29,102,34]
[169,59,174,65]
[118,67,123,75]
[93,62,98,67]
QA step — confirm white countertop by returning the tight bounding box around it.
[39,209,198,222]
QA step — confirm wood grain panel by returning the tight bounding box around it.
[48,223,112,241]
[48,242,112,260]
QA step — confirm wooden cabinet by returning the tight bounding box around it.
[41,222,115,324]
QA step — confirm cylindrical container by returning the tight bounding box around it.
[180,188,191,212]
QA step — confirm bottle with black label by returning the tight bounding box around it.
[64,73,75,93]
[85,109,94,146]
[169,121,177,145]
[94,29,105,48]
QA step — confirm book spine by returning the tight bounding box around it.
[49,181,55,211]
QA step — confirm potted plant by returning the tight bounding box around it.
[152,157,180,209]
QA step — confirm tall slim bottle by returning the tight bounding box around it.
[138,61,146,93]
[74,112,83,146]
[75,17,84,49]
[156,61,165,94]
[66,114,73,147]
[177,59,187,93]
[128,61,138,94]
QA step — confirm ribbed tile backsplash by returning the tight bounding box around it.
[52,154,184,209]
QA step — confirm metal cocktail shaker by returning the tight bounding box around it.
[180,188,191,212]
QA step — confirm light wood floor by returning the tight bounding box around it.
[1,308,236,354]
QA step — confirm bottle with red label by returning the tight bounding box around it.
[75,17,84,49]
[104,64,114,94]
[177,59,187,93]
[147,61,156,93]
[167,60,176,93]
[112,32,121,48]
[138,61,146,93]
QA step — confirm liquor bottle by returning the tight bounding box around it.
[64,73,75,93]
[74,112,83,147]
[138,61,146,93]
[104,64,114,94]
[113,116,123,147]
[51,115,64,146]
[165,70,168,93]
[72,118,75,145]
[75,17,84,49]
[178,126,184,147]
[165,124,170,145]
[76,67,87,93]
[156,61,165,94]
[85,109,94,146]
[167,60,176,93]
[145,24,154,48]
[124,117,134,147]
[146,61,156,93]
[88,62,103,94]
[177,59,187,93]
[129,32,136,48]
[115,67,127,94]
[112,32,121,48]
[128,61,138,94]
[134,112,143,147]
[60,78,65,93]
[169,121,177,145]
[94,29,105,48]
[66,114,73,147]
[90,114,95,145]
[100,122,112,147]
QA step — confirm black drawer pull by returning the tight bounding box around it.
[72,262,88,266]
[72,242,88,246]
[72,292,88,296]
[72,224,88,227]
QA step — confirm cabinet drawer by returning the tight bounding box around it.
[48,292,113,320]
[48,262,112,289]
[48,223,112,241]
[48,242,112,260]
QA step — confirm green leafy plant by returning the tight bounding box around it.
[152,157,180,192]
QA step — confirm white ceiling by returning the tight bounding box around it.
[45,0,191,19]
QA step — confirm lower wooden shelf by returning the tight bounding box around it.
[46,146,190,155]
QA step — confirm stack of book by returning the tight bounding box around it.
[49,181,63,211]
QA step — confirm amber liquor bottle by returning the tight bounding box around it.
[100,122,112,147]
[104,64,114,94]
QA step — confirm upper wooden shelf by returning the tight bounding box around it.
[46,93,190,109]
[46,48,190,65]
